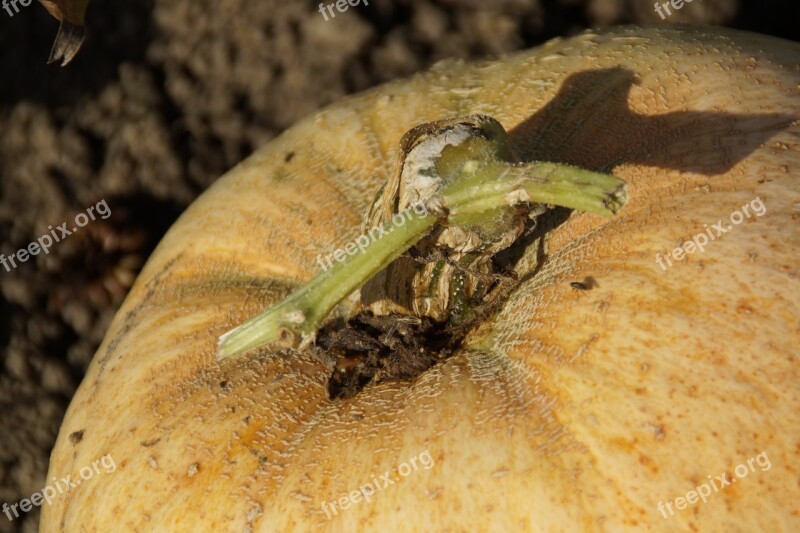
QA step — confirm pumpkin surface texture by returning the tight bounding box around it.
[43,24,800,532]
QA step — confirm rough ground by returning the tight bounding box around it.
[0,0,795,530]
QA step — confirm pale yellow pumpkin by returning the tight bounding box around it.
[42,25,800,532]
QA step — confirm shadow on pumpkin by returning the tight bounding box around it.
[507,67,795,175]
[496,67,794,285]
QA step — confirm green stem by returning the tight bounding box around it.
[444,161,625,220]
[217,161,626,360]
[217,210,437,359]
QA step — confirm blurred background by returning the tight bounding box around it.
[0,0,796,530]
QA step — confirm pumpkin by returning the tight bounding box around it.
[42,24,800,531]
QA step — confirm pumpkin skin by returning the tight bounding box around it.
[42,24,800,532]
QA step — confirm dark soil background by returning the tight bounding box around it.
[0,0,796,530]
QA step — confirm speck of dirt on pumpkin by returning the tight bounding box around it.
[69,430,84,445]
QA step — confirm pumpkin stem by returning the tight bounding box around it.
[217,209,438,359]
[217,122,627,361]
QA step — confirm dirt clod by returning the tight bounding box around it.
[319,312,457,399]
